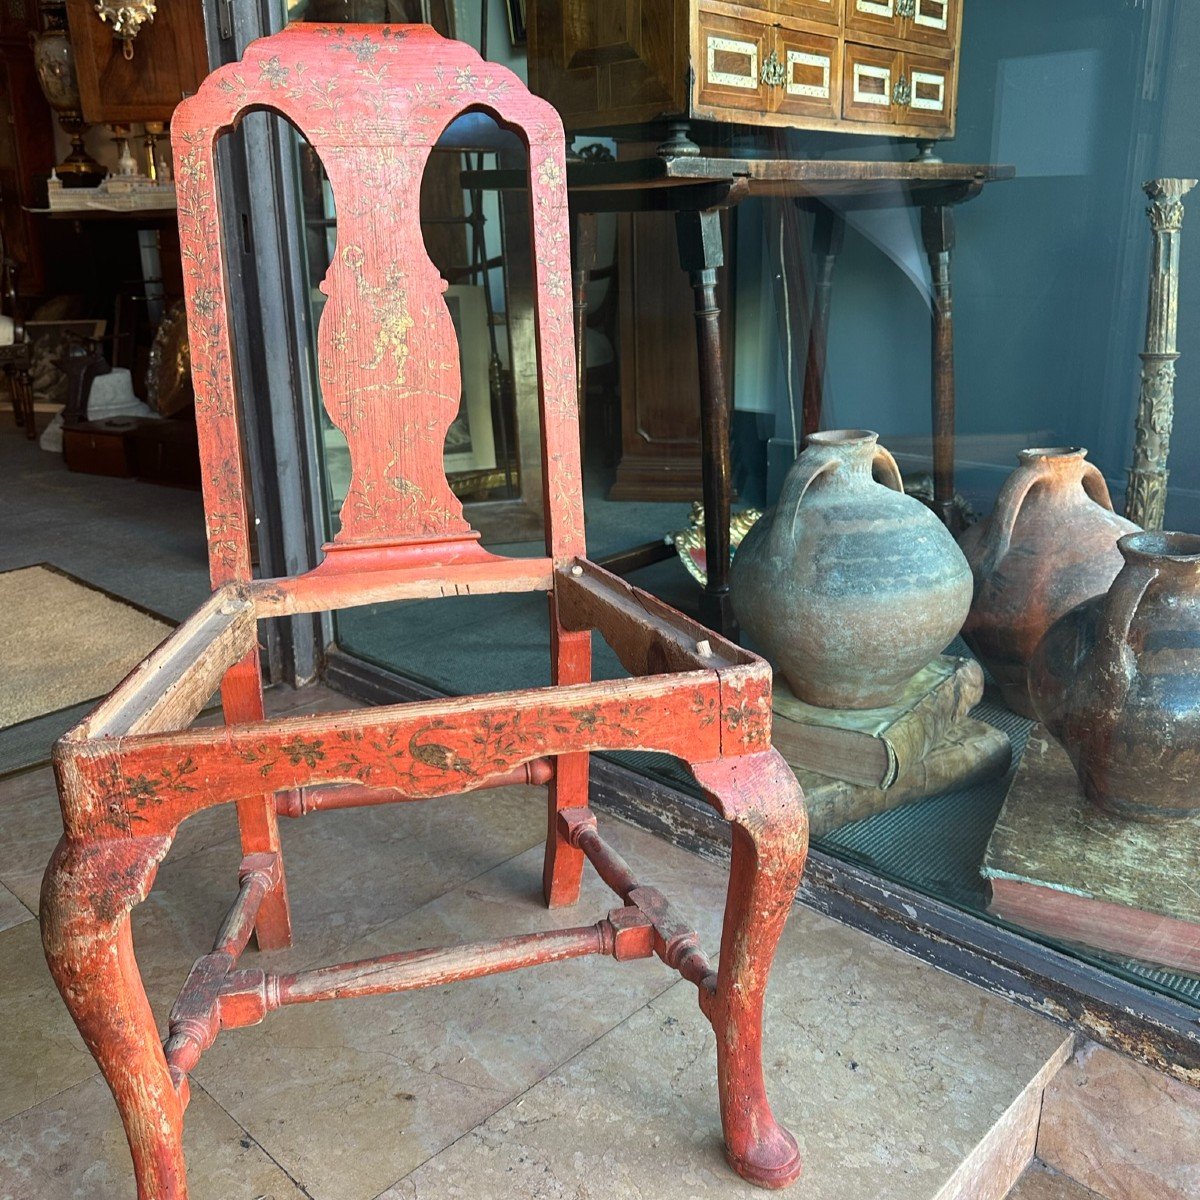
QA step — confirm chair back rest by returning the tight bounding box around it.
[172,24,583,587]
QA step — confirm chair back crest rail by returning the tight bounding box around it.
[172,23,585,592]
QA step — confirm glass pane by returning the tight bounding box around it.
[276,2,1200,1014]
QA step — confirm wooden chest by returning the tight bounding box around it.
[528,0,962,138]
[62,417,139,478]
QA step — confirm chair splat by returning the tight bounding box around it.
[173,23,585,584]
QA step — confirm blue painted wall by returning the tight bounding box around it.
[740,0,1199,529]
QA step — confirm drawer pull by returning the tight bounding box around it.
[892,74,912,106]
[761,49,786,88]
[897,0,916,17]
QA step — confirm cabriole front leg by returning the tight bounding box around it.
[692,750,809,1189]
[41,834,188,1200]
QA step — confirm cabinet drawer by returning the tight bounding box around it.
[847,0,957,50]
[774,0,842,26]
[772,28,839,120]
[898,50,953,127]
[842,42,953,131]
[845,0,900,42]
[697,12,771,114]
[907,0,956,50]
[842,41,898,125]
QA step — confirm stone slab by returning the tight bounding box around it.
[934,1039,1073,1200]
[192,815,731,1200]
[1008,1163,1105,1199]
[0,1074,308,1199]
[0,923,96,1123]
[0,883,30,933]
[1037,1043,1200,1200]
[381,903,1072,1200]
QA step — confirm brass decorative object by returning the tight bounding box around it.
[145,301,193,417]
[31,1,105,185]
[1124,177,1197,530]
[93,0,157,59]
[143,120,165,181]
[759,50,785,89]
[672,501,762,587]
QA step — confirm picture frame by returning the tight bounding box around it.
[442,283,497,476]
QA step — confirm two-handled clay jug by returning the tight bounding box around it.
[1029,532,1200,822]
[730,429,972,709]
[958,448,1138,717]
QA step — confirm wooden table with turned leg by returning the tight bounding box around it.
[469,153,1014,638]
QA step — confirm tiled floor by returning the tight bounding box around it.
[0,685,1072,1200]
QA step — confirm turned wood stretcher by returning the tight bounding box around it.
[40,23,809,1197]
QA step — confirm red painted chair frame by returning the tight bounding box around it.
[40,24,809,1198]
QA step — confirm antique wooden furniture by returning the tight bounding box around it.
[64,0,207,124]
[468,153,1013,634]
[529,0,962,139]
[0,233,34,437]
[608,204,733,502]
[40,25,810,1198]
[0,1,59,296]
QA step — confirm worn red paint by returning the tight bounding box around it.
[40,24,808,1198]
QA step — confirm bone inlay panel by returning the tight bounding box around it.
[706,36,759,88]
[915,0,948,30]
[853,62,891,104]
[786,50,831,98]
[911,69,945,109]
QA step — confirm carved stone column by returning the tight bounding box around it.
[1124,177,1197,530]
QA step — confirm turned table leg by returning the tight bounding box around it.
[675,207,737,640]
[801,202,845,438]
[921,203,958,530]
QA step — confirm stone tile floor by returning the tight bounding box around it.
[1008,1163,1105,1200]
[0,686,1072,1200]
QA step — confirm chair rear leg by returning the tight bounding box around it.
[692,751,808,1189]
[42,834,188,1200]
[543,607,590,907]
[222,651,292,949]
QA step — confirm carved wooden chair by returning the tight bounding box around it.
[41,25,808,1198]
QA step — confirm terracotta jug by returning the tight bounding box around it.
[730,429,972,709]
[958,447,1138,717]
[1029,532,1200,822]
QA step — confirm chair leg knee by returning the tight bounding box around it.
[41,835,189,1200]
[692,751,809,1189]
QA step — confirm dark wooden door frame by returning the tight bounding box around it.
[200,0,329,687]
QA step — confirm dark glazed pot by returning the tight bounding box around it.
[730,429,972,708]
[1029,531,1200,822]
[958,447,1138,717]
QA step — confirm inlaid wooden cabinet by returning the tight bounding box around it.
[528,0,961,137]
